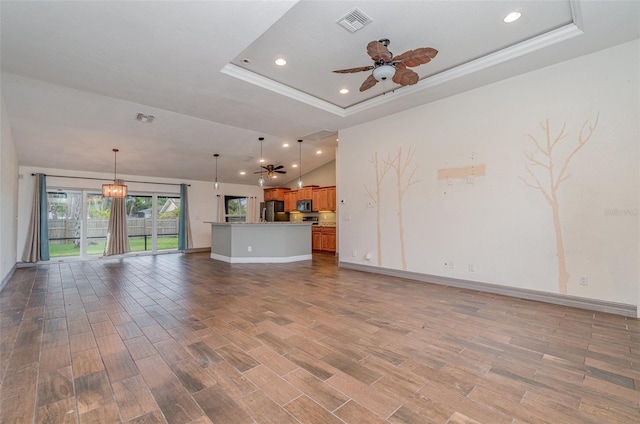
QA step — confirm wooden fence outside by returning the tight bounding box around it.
[48,218,179,245]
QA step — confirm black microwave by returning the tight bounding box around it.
[297,199,312,212]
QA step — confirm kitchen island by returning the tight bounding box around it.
[207,222,313,263]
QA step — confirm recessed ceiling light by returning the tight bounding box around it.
[259,158,265,163]
[283,143,289,148]
[240,171,246,175]
[339,88,349,94]
[275,58,287,66]
[292,164,298,168]
[504,11,521,23]
[316,150,322,155]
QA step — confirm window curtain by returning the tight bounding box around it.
[178,183,193,251]
[247,196,258,223]
[103,196,130,256]
[22,173,49,262]
[216,194,225,222]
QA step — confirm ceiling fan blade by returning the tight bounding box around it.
[359,74,378,92]
[367,40,392,62]
[333,65,374,74]
[392,47,438,67]
[275,170,286,174]
[253,171,264,174]
[273,165,284,170]
[392,67,419,86]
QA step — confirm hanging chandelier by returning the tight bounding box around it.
[102,148,127,198]
[213,153,220,190]
[258,137,265,187]
[297,139,303,189]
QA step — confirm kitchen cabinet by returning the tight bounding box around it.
[312,228,322,251]
[312,189,321,212]
[312,186,336,211]
[312,226,336,253]
[297,185,317,201]
[283,190,297,212]
[264,187,290,201]
[326,186,336,211]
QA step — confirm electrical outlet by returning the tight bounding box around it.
[579,276,588,286]
[468,263,474,272]
[352,249,357,257]
[247,246,252,252]
[448,260,454,269]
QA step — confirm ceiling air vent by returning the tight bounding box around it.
[336,8,372,33]
[135,113,155,124]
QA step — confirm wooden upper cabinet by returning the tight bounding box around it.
[297,185,317,200]
[326,186,336,211]
[311,186,336,211]
[284,190,297,212]
[312,189,321,212]
[263,187,290,201]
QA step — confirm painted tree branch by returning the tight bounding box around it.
[364,152,392,266]
[521,114,599,293]
[386,146,421,270]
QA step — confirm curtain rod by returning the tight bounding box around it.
[31,173,190,187]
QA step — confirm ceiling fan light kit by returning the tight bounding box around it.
[255,136,287,185]
[372,64,395,81]
[333,38,438,92]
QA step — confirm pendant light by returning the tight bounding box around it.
[297,139,303,189]
[102,148,127,198]
[213,153,220,190]
[258,137,265,187]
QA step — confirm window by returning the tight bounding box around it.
[225,196,247,222]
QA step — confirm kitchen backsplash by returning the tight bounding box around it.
[290,211,336,225]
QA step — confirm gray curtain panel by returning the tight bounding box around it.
[104,196,130,256]
[178,183,193,250]
[22,173,49,262]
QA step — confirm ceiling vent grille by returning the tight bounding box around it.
[135,113,155,124]
[336,8,372,33]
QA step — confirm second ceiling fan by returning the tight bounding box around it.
[255,164,286,178]
[333,38,438,92]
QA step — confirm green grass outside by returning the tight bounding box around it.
[49,236,179,257]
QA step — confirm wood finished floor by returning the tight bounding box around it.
[1,252,639,423]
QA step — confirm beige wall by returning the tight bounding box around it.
[338,40,639,313]
[1,94,19,285]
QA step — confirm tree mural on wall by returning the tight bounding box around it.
[364,152,392,266]
[388,146,421,270]
[364,147,421,270]
[520,114,599,293]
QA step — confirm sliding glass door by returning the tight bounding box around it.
[47,189,180,258]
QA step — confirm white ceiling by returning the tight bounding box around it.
[1,1,638,187]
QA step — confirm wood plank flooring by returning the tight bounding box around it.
[1,252,638,423]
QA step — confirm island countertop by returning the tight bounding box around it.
[207,221,312,263]
[206,222,313,226]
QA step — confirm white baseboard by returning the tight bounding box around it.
[211,253,312,264]
[339,262,637,318]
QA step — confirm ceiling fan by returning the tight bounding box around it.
[254,164,286,178]
[333,38,438,92]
